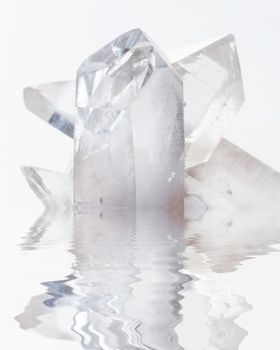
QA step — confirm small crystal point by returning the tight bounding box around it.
[75,28,184,212]
[23,81,75,137]
[22,166,72,211]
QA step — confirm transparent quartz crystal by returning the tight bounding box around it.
[75,28,184,212]
[22,166,72,212]
[171,35,244,168]
[24,81,75,137]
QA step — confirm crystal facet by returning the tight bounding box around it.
[172,35,244,168]
[75,28,184,212]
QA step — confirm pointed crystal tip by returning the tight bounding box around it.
[23,81,75,137]
[22,166,72,211]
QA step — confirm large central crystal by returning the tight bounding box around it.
[75,29,184,212]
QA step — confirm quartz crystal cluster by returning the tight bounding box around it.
[19,29,280,350]
[22,28,280,218]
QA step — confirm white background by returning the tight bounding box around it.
[1,1,280,349]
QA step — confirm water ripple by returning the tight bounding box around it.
[15,208,280,349]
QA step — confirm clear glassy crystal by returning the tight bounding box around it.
[24,81,76,137]
[22,166,72,211]
[172,35,244,168]
[75,28,184,212]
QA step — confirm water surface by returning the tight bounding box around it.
[16,209,280,349]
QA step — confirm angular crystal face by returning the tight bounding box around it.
[23,81,75,137]
[75,28,184,212]
[172,35,244,168]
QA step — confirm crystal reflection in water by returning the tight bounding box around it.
[17,210,188,349]
[16,208,280,349]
